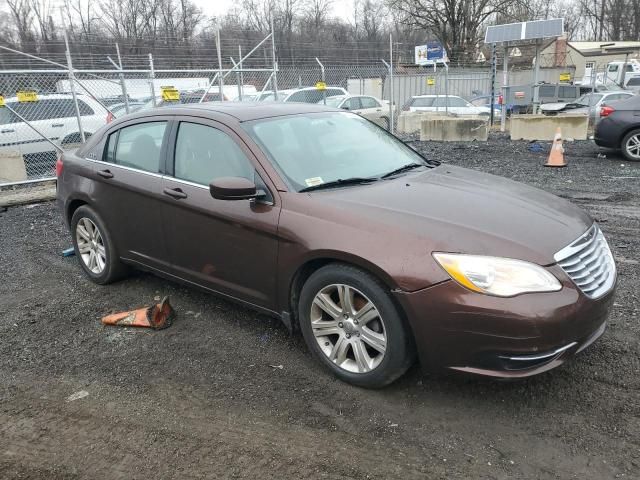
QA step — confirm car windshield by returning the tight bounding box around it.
[244,112,429,191]
[575,93,603,106]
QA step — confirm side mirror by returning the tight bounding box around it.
[209,177,260,201]
[341,105,349,110]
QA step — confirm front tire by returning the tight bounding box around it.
[621,129,640,162]
[70,205,126,284]
[298,264,415,388]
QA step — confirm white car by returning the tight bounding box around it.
[0,93,108,156]
[280,87,348,104]
[403,95,495,116]
[322,95,392,128]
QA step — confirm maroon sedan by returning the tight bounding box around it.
[56,103,617,387]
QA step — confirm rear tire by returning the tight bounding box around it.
[298,264,415,388]
[621,129,640,162]
[70,205,127,284]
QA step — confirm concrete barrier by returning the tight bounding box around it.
[419,116,489,142]
[397,111,448,134]
[0,150,27,183]
[510,114,589,140]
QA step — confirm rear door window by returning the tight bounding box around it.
[9,98,95,122]
[173,122,253,185]
[105,121,167,173]
[346,97,362,110]
[447,97,469,107]
[411,97,435,107]
[360,97,380,108]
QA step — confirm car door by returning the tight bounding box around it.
[161,118,280,310]
[90,117,171,271]
[356,96,383,117]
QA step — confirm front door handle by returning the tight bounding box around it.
[163,187,188,200]
[51,123,64,128]
[1,129,15,134]
[97,169,114,179]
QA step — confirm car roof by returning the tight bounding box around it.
[412,94,462,98]
[116,102,343,123]
[3,92,89,102]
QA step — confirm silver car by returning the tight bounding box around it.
[541,91,634,121]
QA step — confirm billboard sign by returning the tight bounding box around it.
[415,42,448,65]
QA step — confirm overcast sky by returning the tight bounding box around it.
[200,0,352,19]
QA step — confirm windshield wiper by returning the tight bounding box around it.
[380,163,425,179]
[299,177,378,192]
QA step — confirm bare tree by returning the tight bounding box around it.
[387,0,521,62]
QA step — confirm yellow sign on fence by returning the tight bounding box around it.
[559,73,571,82]
[17,90,38,103]
[427,77,435,86]
[315,81,327,91]
[0,95,5,107]
[161,86,180,102]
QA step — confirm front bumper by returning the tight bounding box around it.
[393,265,615,378]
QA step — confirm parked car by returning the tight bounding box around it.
[541,91,634,121]
[595,95,640,161]
[280,87,348,104]
[57,103,616,387]
[0,93,108,154]
[403,95,498,116]
[106,102,147,122]
[321,95,391,128]
[624,76,640,94]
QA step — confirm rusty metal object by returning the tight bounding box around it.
[101,296,174,330]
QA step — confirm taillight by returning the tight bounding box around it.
[600,105,615,117]
[106,111,114,123]
[55,154,64,177]
[498,94,504,105]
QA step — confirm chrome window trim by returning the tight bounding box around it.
[164,176,209,190]
[87,157,164,179]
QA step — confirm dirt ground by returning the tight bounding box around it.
[1,134,638,479]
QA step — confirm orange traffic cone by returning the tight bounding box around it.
[101,296,175,330]
[545,127,567,167]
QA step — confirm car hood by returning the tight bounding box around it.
[540,102,568,112]
[314,165,592,266]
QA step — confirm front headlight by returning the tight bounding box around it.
[433,253,561,297]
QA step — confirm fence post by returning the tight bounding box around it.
[271,17,279,100]
[389,34,395,133]
[216,26,225,101]
[148,54,157,107]
[501,44,509,132]
[490,44,497,126]
[63,31,85,143]
[315,58,326,105]
[116,44,130,113]
[532,40,540,114]
[239,45,244,100]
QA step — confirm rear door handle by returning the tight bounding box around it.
[97,169,114,179]
[163,187,188,200]
[1,129,15,134]
[51,123,64,128]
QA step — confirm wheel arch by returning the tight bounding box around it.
[286,251,405,331]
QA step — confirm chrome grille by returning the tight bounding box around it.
[554,224,616,299]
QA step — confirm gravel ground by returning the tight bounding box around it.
[1,134,638,479]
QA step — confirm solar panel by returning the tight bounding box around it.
[485,23,523,44]
[485,18,564,44]
[524,18,564,39]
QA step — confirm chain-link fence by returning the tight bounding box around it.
[0,56,603,186]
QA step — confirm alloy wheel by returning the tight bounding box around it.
[75,217,107,274]
[625,133,640,160]
[310,284,387,373]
